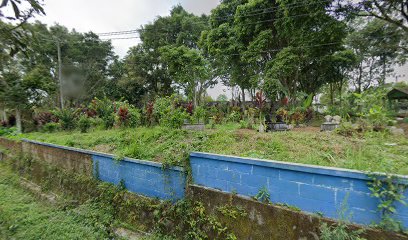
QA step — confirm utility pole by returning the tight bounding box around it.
[57,40,64,109]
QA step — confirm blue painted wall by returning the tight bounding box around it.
[190,152,408,228]
[93,154,186,200]
[21,140,186,201]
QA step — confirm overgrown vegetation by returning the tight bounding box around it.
[368,174,408,232]
[2,155,238,240]
[319,199,367,240]
[0,164,116,239]
[11,124,408,174]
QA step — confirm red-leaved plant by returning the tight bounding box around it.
[186,102,194,116]
[146,101,154,126]
[117,107,130,125]
[34,112,58,126]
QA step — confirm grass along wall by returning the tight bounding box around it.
[190,152,408,229]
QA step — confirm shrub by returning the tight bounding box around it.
[90,117,104,129]
[192,106,207,124]
[276,107,288,122]
[41,122,60,133]
[226,111,241,123]
[117,106,130,126]
[186,102,194,115]
[239,119,252,129]
[365,105,390,131]
[320,222,366,240]
[335,122,356,137]
[78,114,91,133]
[0,127,17,136]
[209,106,224,124]
[144,101,155,126]
[127,107,141,128]
[163,108,188,129]
[289,108,305,125]
[34,112,58,126]
[90,97,116,129]
[153,95,188,128]
[53,108,77,130]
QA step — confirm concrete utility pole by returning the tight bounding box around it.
[57,40,64,109]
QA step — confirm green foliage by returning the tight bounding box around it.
[239,120,251,129]
[41,123,60,133]
[90,97,116,129]
[154,199,236,240]
[128,106,141,128]
[160,45,212,105]
[335,122,357,137]
[254,187,271,204]
[319,222,366,240]
[217,204,247,219]
[18,124,408,175]
[368,174,407,232]
[365,105,390,131]
[154,95,188,128]
[216,94,228,102]
[226,111,241,123]
[319,196,366,240]
[192,106,207,124]
[78,114,91,133]
[53,108,77,130]
[0,127,17,136]
[0,164,115,239]
[288,107,306,125]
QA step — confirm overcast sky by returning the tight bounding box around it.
[37,0,219,57]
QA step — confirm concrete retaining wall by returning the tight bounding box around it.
[190,152,408,228]
[1,139,186,200]
[93,154,185,200]
[189,184,408,240]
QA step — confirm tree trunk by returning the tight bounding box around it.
[15,108,22,133]
[1,108,6,122]
[241,87,246,110]
[329,83,334,105]
[357,64,363,93]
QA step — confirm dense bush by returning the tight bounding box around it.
[78,114,91,133]
[34,112,58,126]
[154,95,188,128]
[41,122,60,133]
[90,97,116,129]
[226,110,241,123]
[335,122,356,137]
[365,105,390,131]
[191,106,206,124]
[0,127,17,136]
[116,103,141,128]
[53,108,77,130]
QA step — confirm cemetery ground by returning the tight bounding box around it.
[10,122,408,175]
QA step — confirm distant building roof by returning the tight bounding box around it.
[387,87,408,100]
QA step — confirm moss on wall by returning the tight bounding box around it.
[188,185,408,240]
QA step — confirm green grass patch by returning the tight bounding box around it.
[15,124,408,175]
[0,164,117,239]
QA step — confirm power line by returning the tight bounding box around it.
[100,36,140,40]
[94,0,336,38]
